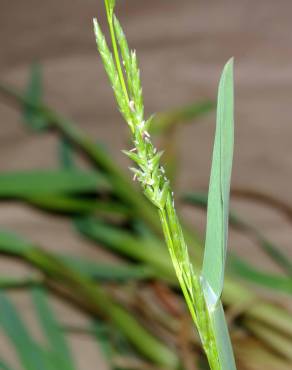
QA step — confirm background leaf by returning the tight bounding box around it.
[59,138,76,170]
[150,100,215,136]
[0,170,109,198]
[228,256,292,295]
[31,287,76,370]
[0,293,50,370]
[22,63,49,131]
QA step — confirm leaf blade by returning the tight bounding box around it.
[0,170,109,198]
[228,255,292,295]
[0,293,49,370]
[202,59,234,306]
[31,288,76,370]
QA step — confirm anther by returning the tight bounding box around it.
[129,100,135,112]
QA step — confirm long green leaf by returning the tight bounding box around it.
[228,256,292,294]
[31,288,76,370]
[0,170,109,198]
[74,217,175,282]
[27,194,130,218]
[61,255,154,282]
[0,293,50,370]
[0,230,153,283]
[0,276,40,289]
[0,230,178,367]
[91,319,114,365]
[255,237,292,276]
[202,58,234,306]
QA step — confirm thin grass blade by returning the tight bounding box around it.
[0,293,50,370]
[31,287,76,370]
[0,170,109,198]
[91,319,114,364]
[202,58,234,306]
[74,217,174,281]
[228,255,292,294]
[26,194,130,218]
[0,276,40,289]
[61,256,154,282]
[0,228,153,283]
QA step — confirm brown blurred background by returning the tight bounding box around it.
[0,0,292,368]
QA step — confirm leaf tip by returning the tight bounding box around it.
[93,17,98,29]
[223,57,234,76]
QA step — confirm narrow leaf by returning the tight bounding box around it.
[0,293,49,370]
[60,256,154,282]
[202,59,234,306]
[91,319,114,363]
[32,288,76,370]
[228,255,292,295]
[0,170,109,198]
[27,194,129,218]
[0,276,40,289]
[74,217,174,281]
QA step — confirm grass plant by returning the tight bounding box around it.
[93,1,236,368]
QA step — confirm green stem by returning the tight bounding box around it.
[160,196,220,369]
[159,207,198,327]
